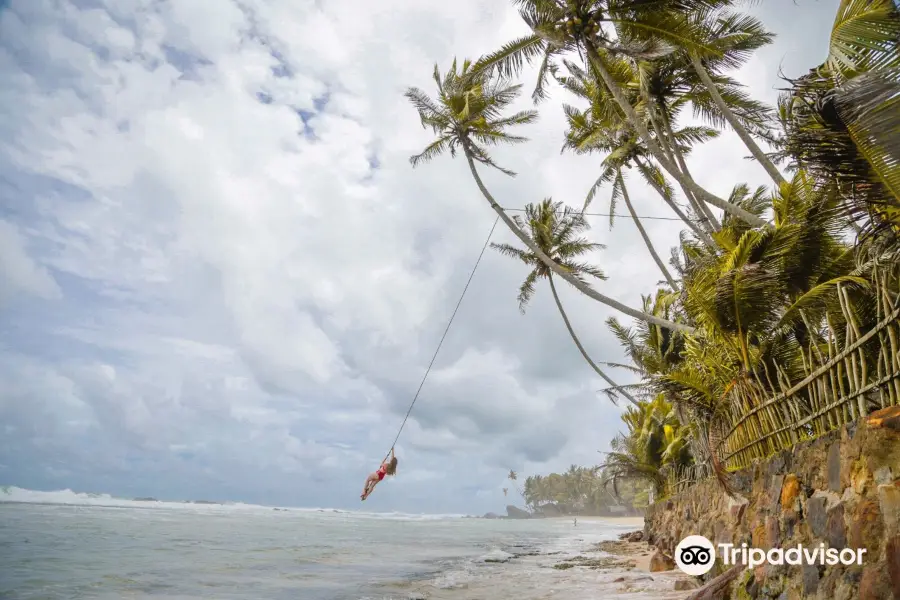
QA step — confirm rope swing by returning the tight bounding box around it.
[380,215,500,463]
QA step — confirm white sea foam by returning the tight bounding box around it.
[0,486,465,520]
[431,565,477,589]
[405,529,690,600]
[478,549,514,563]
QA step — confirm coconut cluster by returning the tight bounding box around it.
[559,3,602,39]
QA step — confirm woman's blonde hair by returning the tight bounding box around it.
[385,456,398,476]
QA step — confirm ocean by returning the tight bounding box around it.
[0,487,688,600]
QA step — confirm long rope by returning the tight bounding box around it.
[383,215,500,462]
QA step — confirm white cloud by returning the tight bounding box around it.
[0,0,836,512]
[0,220,62,303]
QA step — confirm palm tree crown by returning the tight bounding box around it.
[491,200,641,405]
[406,58,538,176]
[406,57,696,333]
[491,199,606,311]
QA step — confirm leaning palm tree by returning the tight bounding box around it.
[405,58,694,333]
[472,0,770,227]
[604,5,787,188]
[491,199,640,406]
[608,7,785,187]
[557,58,719,247]
[507,469,526,499]
[679,10,786,186]
[631,46,778,227]
[560,73,711,283]
[775,0,900,236]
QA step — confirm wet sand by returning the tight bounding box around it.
[594,539,657,572]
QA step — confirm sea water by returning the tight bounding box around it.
[0,487,688,600]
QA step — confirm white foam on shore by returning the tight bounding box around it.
[432,565,477,590]
[381,523,688,600]
[478,549,515,563]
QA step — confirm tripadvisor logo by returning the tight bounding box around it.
[674,535,867,576]
[675,535,717,576]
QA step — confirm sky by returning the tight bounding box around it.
[0,0,839,514]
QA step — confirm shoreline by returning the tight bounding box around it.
[594,539,656,573]
[374,521,697,599]
[543,515,645,526]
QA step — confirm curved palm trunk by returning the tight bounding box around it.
[647,104,717,234]
[585,44,769,228]
[462,143,696,334]
[548,274,641,407]
[659,106,722,231]
[689,54,787,188]
[633,157,717,248]
[647,105,679,170]
[647,108,714,233]
[463,142,694,333]
[618,173,678,289]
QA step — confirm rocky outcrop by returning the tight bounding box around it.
[620,530,645,542]
[506,505,532,519]
[645,407,900,599]
[649,549,675,572]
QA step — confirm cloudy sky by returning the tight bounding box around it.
[0,0,838,514]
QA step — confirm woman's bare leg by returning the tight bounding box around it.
[361,475,377,500]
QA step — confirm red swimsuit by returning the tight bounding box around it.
[376,465,387,481]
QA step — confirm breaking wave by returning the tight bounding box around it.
[0,486,465,520]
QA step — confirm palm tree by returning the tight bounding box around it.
[507,469,526,500]
[600,394,693,498]
[775,0,900,236]
[607,289,688,383]
[610,164,688,277]
[680,11,786,186]
[406,58,695,333]
[472,0,771,228]
[630,47,778,228]
[609,173,873,477]
[491,199,641,405]
[603,4,786,188]
[556,58,719,248]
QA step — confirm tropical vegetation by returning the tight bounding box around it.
[522,464,649,514]
[406,0,900,501]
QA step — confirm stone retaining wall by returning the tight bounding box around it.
[644,407,900,599]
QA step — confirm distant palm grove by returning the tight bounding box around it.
[407,0,900,502]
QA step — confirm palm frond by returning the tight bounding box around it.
[472,34,548,79]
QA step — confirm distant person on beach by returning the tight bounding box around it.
[361,448,398,501]
[573,518,577,527]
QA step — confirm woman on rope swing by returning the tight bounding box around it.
[361,448,398,501]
